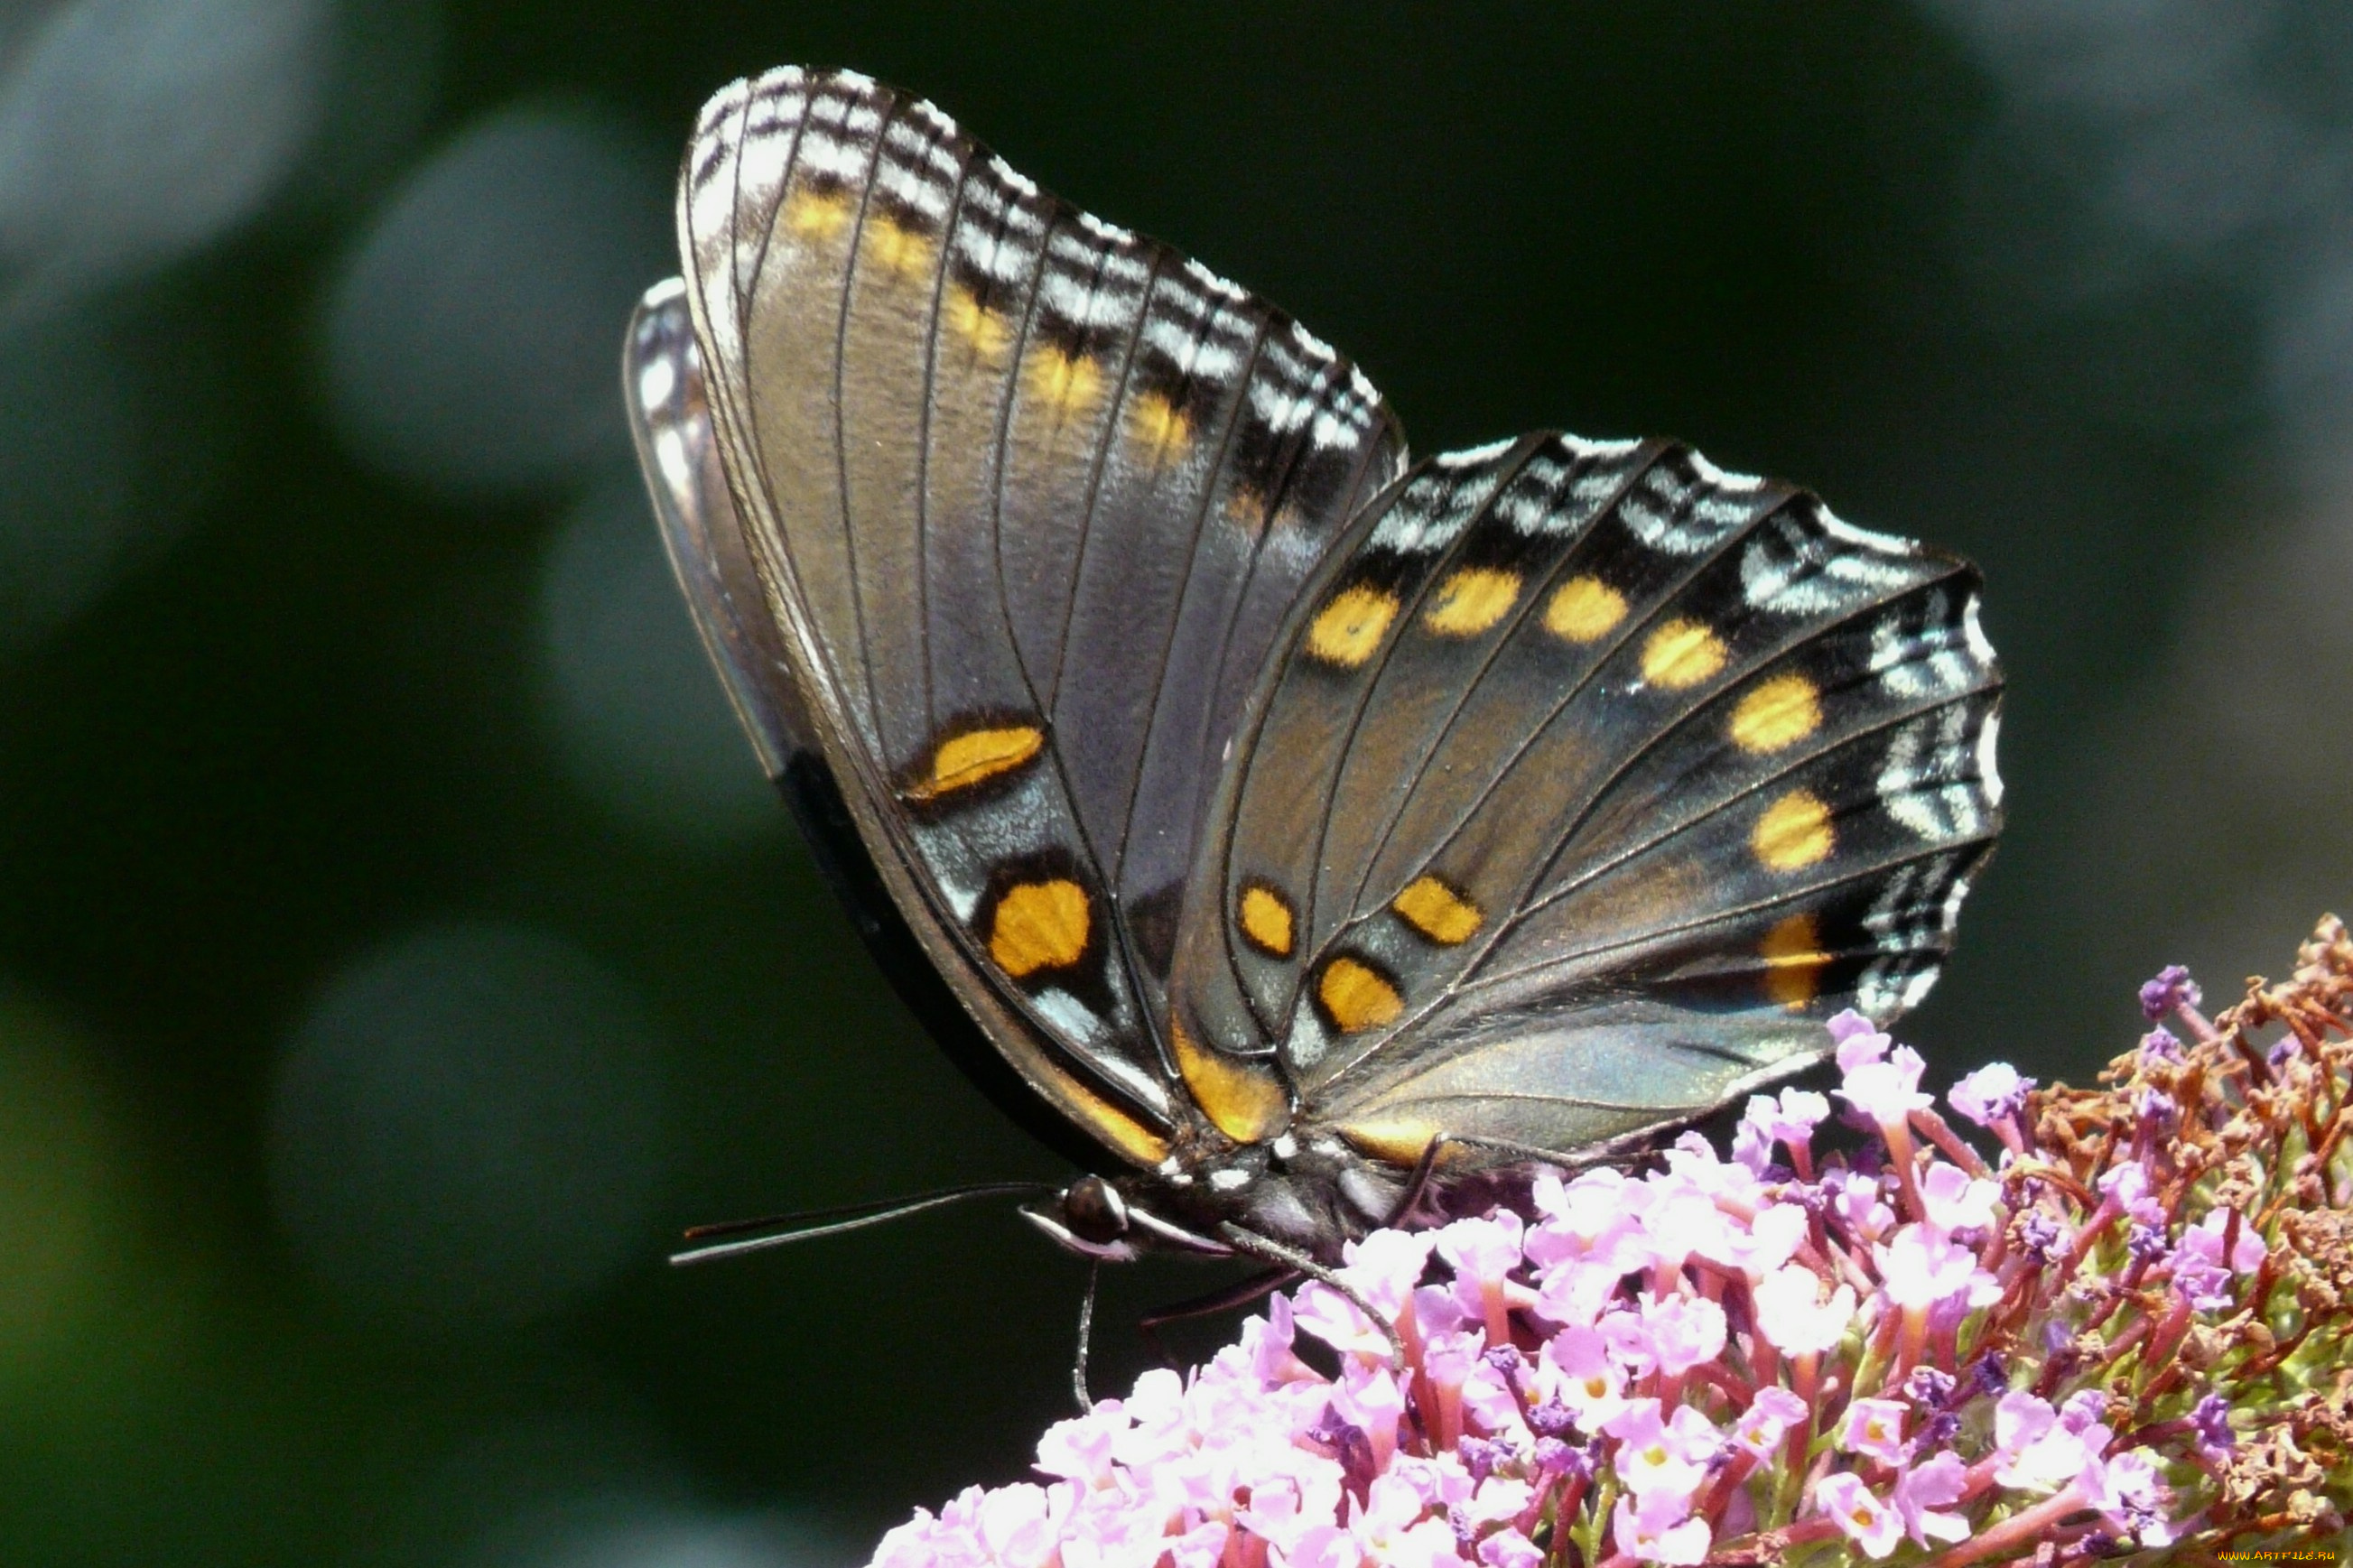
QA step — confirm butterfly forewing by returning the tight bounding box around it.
[674,68,1405,1165]
[1172,435,2002,1163]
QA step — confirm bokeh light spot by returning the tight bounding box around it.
[0,315,141,653]
[319,102,669,495]
[267,921,669,1331]
[0,0,330,320]
[539,477,779,848]
[0,990,131,1384]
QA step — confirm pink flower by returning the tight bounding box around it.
[1036,1407,1123,1489]
[1348,1228,1436,1313]
[1874,1223,2000,1312]
[1828,1009,1891,1066]
[1838,1051,1933,1126]
[1918,1162,2001,1238]
[863,934,2352,1568]
[1820,1167,1896,1242]
[1610,1489,1712,1565]
[1748,1086,1831,1150]
[1475,1528,1542,1568]
[1838,1397,1909,1465]
[1604,1292,1725,1378]
[1435,1212,1524,1333]
[2096,1159,2164,1226]
[1730,1385,1809,1460]
[2139,963,2201,1021]
[1328,1361,1408,1470]
[1948,1061,2030,1127]
[1241,1294,1324,1388]
[1351,1472,1463,1568]
[1160,1520,1230,1568]
[1538,1321,1627,1429]
[1724,1200,1809,1279]
[1235,1462,1349,1556]
[1991,1390,2107,1493]
[972,1483,1071,1568]
[1281,1230,1432,1364]
[2085,1447,2176,1546]
[2169,1211,2265,1313]
[1626,1172,1735,1272]
[1275,1524,1359,1568]
[1752,1263,1858,1356]
[1602,1398,1717,1505]
[1893,1449,1972,1545]
[1816,1471,1903,1558]
[2179,1208,2266,1272]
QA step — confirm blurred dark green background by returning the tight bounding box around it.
[4,2,2348,1563]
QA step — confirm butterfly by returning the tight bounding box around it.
[623,66,2002,1285]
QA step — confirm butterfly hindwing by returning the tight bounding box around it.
[674,68,1405,1165]
[1171,434,2002,1163]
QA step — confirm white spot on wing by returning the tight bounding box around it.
[1433,436,1516,469]
[1878,708,1986,841]
[1816,506,1915,557]
[987,154,1037,198]
[635,352,675,410]
[1688,450,1765,491]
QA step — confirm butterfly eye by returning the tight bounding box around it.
[1059,1175,1130,1245]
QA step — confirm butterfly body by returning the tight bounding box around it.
[627,68,2004,1269]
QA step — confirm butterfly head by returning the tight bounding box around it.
[1023,1172,1248,1262]
[1023,1174,1139,1261]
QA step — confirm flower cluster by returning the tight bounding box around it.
[873,916,2353,1566]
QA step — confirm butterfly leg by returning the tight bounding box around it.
[1216,1222,1407,1367]
[1071,1259,1101,1413]
[1379,1130,1648,1232]
[1136,1266,1298,1369]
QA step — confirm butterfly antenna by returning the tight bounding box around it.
[669,1181,1056,1266]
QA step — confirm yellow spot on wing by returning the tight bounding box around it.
[1237,884,1295,958]
[865,215,934,280]
[907,725,1044,803]
[1392,875,1481,945]
[1173,1020,1288,1144]
[1057,1074,1169,1164]
[1641,617,1728,690]
[1544,575,1627,643]
[1753,789,1834,872]
[1335,1116,1441,1168]
[1026,344,1102,417]
[990,878,1091,978]
[1318,955,1402,1033]
[1730,673,1823,754]
[1130,390,1190,457]
[784,187,852,241]
[945,286,1011,361]
[1423,568,1521,636]
[1307,585,1399,667]
[1760,911,1831,1008]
